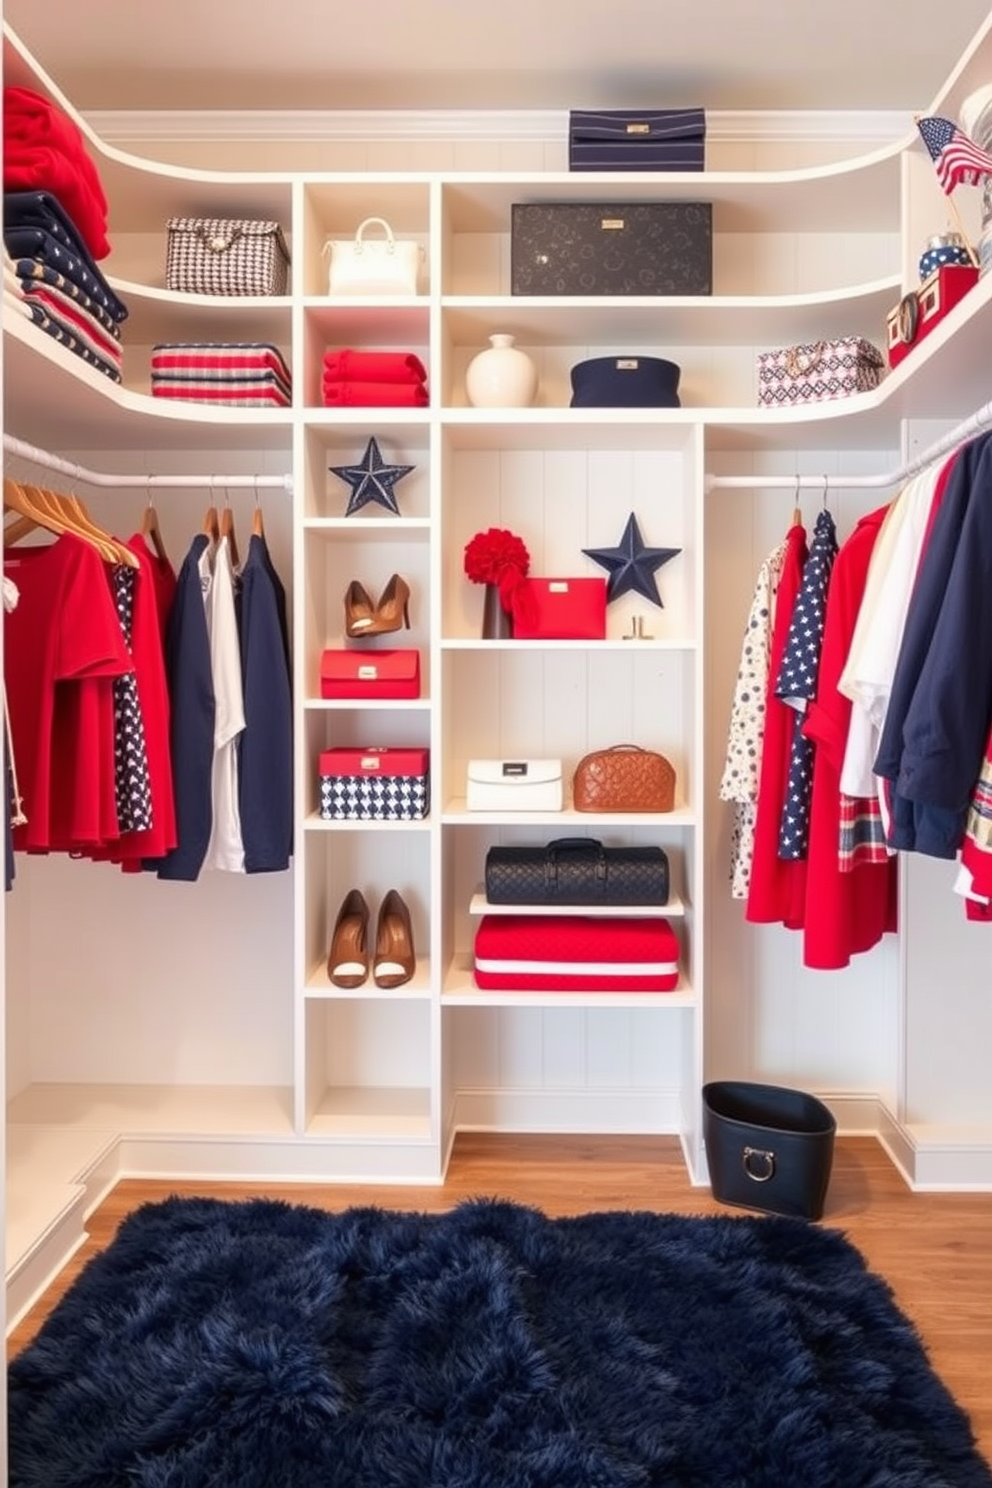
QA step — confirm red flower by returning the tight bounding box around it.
[463,527,531,586]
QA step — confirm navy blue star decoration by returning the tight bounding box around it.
[330,436,414,516]
[582,512,681,607]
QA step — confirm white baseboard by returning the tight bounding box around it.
[8,1095,992,1332]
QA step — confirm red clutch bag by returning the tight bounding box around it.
[512,577,607,640]
[319,648,421,700]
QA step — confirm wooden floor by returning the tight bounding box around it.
[8,1132,992,1466]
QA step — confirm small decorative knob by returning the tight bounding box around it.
[209,235,227,251]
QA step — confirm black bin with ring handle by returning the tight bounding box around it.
[702,1081,836,1220]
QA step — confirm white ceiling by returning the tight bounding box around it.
[4,0,992,114]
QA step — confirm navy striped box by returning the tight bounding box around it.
[568,109,705,172]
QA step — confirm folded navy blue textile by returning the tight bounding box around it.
[15,258,122,339]
[22,300,122,383]
[570,354,681,407]
[4,191,128,321]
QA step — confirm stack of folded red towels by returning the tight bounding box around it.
[322,348,428,407]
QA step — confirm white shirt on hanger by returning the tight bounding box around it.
[837,468,940,801]
[199,535,246,873]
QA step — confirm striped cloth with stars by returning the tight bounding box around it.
[774,507,838,860]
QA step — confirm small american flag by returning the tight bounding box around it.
[917,114,992,193]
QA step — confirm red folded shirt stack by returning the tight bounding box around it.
[3,86,111,260]
[321,348,428,407]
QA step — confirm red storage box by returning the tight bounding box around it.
[473,914,680,991]
[320,648,420,700]
[512,578,607,641]
[319,746,430,820]
[886,264,979,369]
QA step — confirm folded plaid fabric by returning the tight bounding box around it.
[16,258,122,338]
[22,300,121,382]
[5,230,128,321]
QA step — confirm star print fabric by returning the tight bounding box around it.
[719,538,788,897]
[774,508,837,860]
[111,564,153,833]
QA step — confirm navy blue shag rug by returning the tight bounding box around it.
[8,1196,991,1488]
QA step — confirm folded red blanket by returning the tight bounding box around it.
[3,87,110,259]
[321,380,429,407]
[321,349,427,385]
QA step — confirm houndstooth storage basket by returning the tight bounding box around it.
[757,336,884,406]
[318,747,430,822]
[166,217,290,296]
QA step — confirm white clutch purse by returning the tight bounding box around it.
[323,217,423,296]
[465,759,564,813]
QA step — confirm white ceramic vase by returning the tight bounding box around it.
[465,333,538,408]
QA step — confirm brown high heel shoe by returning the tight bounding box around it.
[344,580,377,638]
[327,889,370,987]
[373,889,416,989]
[360,574,411,637]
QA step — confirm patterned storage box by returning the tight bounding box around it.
[165,217,290,296]
[511,202,712,296]
[319,747,429,821]
[757,337,884,406]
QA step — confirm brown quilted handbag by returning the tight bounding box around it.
[572,744,676,813]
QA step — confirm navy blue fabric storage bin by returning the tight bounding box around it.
[570,355,681,407]
[569,109,705,172]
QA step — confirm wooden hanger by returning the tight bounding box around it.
[791,477,803,528]
[4,476,68,543]
[32,483,137,567]
[252,481,265,540]
[56,488,139,568]
[219,495,240,569]
[3,477,137,567]
[141,495,169,563]
[203,497,220,543]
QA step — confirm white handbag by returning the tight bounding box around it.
[465,759,564,813]
[323,216,422,296]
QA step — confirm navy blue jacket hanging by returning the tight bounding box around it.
[147,534,216,882]
[875,433,992,857]
[237,535,293,874]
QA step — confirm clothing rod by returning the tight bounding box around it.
[2,434,293,493]
[704,398,992,493]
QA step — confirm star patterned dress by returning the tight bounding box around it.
[719,537,788,898]
[111,563,153,834]
[774,508,838,861]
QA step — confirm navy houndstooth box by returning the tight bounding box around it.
[319,747,430,821]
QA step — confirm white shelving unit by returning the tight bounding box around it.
[5,9,992,1341]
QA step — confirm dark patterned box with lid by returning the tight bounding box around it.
[511,202,712,296]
